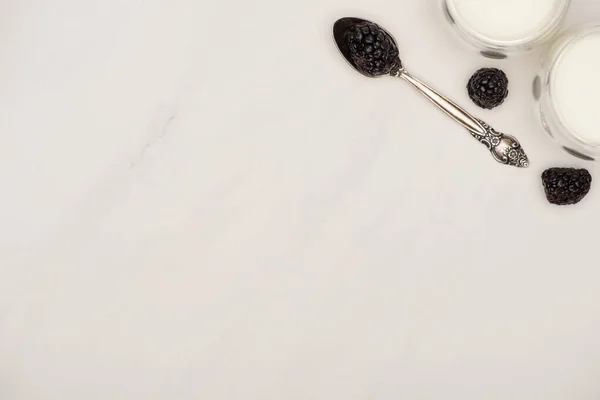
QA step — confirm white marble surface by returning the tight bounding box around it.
[2,1,600,399]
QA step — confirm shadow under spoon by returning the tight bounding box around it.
[333,17,529,168]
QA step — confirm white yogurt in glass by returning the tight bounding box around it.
[444,0,570,55]
[535,23,600,160]
[551,30,600,146]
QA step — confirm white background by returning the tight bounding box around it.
[2,0,600,399]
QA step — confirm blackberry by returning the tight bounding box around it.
[346,22,400,77]
[542,168,592,205]
[467,68,509,109]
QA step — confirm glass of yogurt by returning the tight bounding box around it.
[535,23,600,160]
[443,0,571,58]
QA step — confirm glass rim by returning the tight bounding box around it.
[444,0,571,50]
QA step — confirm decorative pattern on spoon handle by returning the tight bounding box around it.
[392,70,529,168]
[469,119,530,168]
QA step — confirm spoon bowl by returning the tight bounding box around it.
[333,17,402,78]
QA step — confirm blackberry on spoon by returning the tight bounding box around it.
[346,22,400,76]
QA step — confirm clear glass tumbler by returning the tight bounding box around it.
[534,23,600,161]
[443,0,571,58]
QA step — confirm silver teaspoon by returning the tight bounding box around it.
[333,17,529,168]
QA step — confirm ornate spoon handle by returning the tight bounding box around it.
[392,69,529,168]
